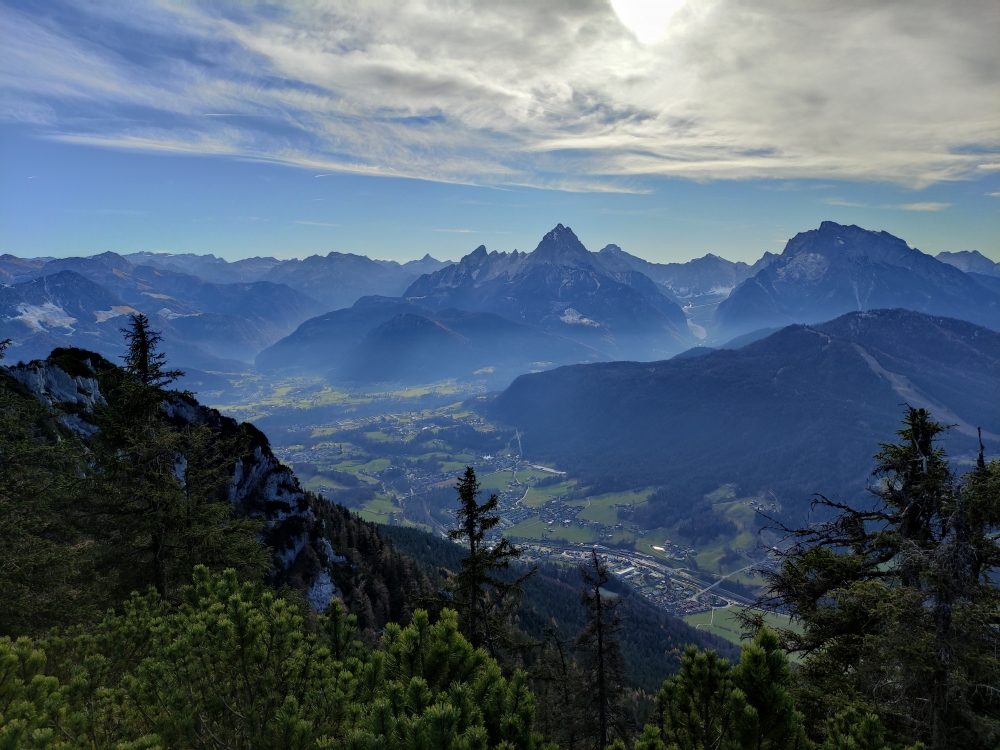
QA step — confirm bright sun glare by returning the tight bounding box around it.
[611,0,688,43]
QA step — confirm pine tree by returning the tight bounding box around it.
[575,548,627,749]
[448,466,534,659]
[120,313,182,387]
[754,408,1000,748]
[643,629,810,750]
[0,567,543,749]
[0,338,11,360]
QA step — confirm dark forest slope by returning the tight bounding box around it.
[489,310,999,520]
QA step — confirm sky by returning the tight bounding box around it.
[1,0,998,264]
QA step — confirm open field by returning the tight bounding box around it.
[683,607,803,647]
[353,494,400,524]
[521,480,577,506]
[506,517,599,544]
[215,375,482,423]
[568,488,651,509]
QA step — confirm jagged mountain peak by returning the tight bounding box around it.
[527,224,596,269]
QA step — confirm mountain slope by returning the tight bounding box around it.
[264,252,452,310]
[124,252,284,283]
[936,249,1000,277]
[255,296,435,373]
[36,253,325,360]
[0,271,247,372]
[258,295,606,385]
[596,245,778,335]
[405,224,694,358]
[6,252,327,362]
[715,222,1000,336]
[332,307,606,386]
[489,309,999,520]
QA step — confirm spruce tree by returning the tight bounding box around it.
[448,466,534,658]
[753,408,1000,748]
[121,313,182,387]
[575,548,627,749]
[90,324,265,602]
[533,627,585,750]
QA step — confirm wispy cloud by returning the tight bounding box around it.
[890,202,952,212]
[293,221,339,227]
[825,198,868,208]
[2,1,997,190]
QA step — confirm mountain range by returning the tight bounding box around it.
[404,224,695,359]
[3,222,998,391]
[714,222,1000,338]
[127,250,452,309]
[489,309,1000,521]
[255,295,606,386]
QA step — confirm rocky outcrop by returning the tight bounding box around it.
[6,357,106,409]
[3,348,341,611]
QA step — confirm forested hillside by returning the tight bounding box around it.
[491,310,999,520]
[3,325,999,749]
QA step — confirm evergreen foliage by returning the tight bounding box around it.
[753,408,1000,748]
[0,377,94,636]
[4,333,996,750]
[449,467,535,658]
[91,364,267,601]
[308,496,438,637]
[120,313,183,387]
[642,629,809,750]
[0,566,545,750]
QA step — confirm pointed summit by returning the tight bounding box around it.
[529,224,595,269]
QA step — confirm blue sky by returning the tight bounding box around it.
[1,1,997,264]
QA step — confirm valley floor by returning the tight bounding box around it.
[212,376,781,636]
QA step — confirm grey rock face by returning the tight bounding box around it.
[6,359,106,410]
[5,354,340,611]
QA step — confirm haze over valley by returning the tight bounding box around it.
[4,219,998,624]
[3,2,999,746]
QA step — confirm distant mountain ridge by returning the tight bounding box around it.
[404,224,695,359]
[128,250,453,310]
[0,270,252,372]
[714,222,1000,337]
[0,252,326,364]
[256,294,605,386]
[936,249,1000,277]
[7,221,999,385]
[595,244,778,337]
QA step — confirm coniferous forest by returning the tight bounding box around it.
[3,314,1000,750]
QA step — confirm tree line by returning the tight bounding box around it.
[2,317,999,748]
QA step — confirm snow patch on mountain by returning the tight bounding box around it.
[13,303,77,332]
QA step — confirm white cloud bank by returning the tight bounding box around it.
[1,0,997,190]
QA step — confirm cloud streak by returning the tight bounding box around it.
[891,202,951,212]
[2,0,997,190]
